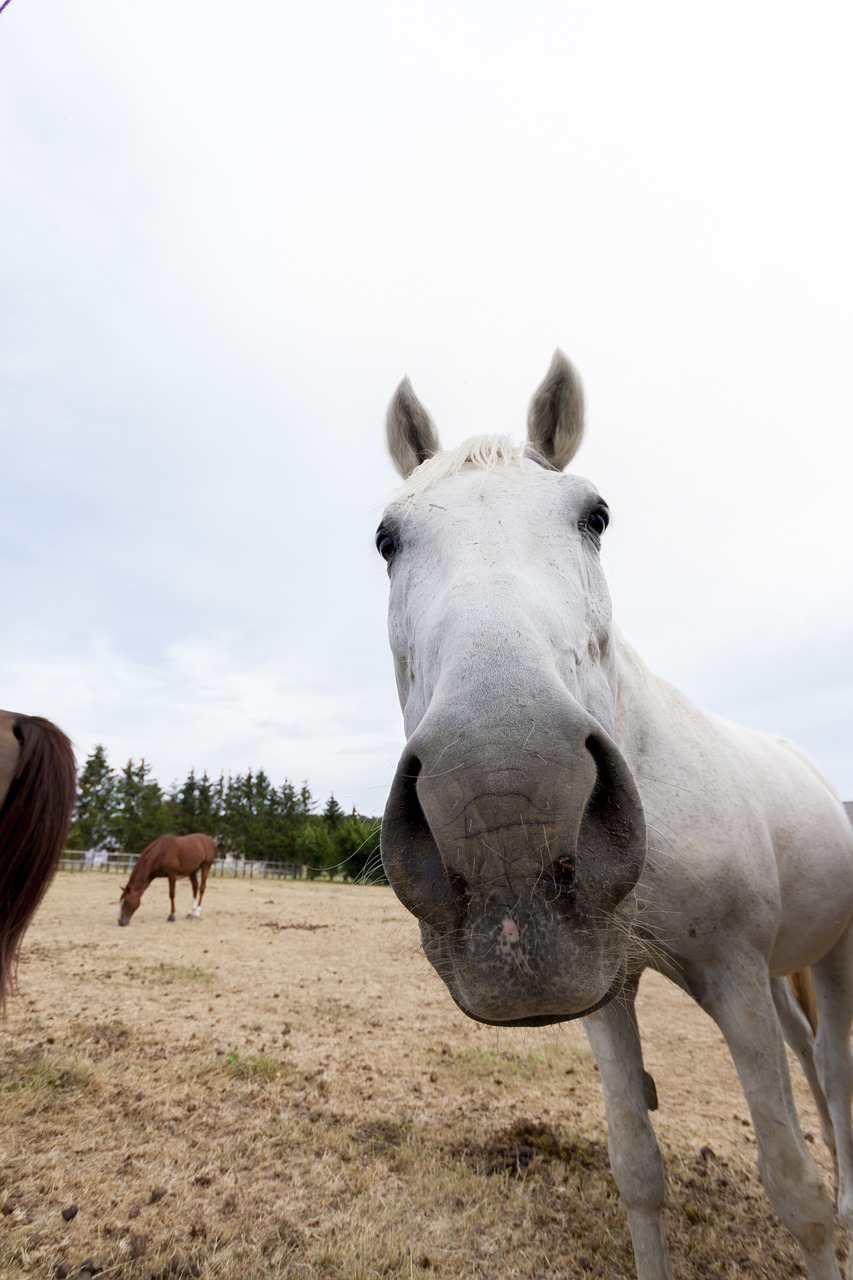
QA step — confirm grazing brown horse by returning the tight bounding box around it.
[0,709,76,1006]
[118,833,216,926]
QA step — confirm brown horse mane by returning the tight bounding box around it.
[0,715,76,1007]
[121,836,169,896]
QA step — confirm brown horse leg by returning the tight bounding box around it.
[187,871,199,917]
[167,876,177,921]
[195,863,210,918]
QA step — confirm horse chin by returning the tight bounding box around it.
[117,914,131,927]
[418,916,629,1027]
[446,964,627,1027]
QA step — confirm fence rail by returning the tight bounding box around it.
[59,854,301,879]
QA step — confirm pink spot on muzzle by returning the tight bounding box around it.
[497,915,534,974]
[501,917,521,946]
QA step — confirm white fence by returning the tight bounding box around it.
[59,853,301,879]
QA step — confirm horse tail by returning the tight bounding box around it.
[788,968,819,1037]
[0,715,76,1008]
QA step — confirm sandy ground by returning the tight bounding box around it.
[0,872,841,1278]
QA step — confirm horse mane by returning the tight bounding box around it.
[0,715,76,1008]
[123,836,165,891]
[398,435,554,502]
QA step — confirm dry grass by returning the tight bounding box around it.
[0,873,842,1278]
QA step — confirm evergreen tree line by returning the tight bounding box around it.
[67,745,384,883]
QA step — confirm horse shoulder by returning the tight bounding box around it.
[615,645,853,970]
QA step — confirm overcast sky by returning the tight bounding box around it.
[2,1,851,814]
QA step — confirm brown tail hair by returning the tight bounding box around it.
[788,968,819,1037]
[0,716,77,1008]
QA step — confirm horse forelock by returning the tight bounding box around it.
[397,434,555,503]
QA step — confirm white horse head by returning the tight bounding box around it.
[378,351,647,1026]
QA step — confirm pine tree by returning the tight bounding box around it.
[68,745,118,851]
[66,745,382,877]
[114,759,165,852]
[172,771,223,841]
[331,814,383,883]
[323,794,344,830]
[296,821,334,878]
[195,771,217,834]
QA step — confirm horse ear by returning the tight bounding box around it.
[527,349,585,470]
[386,378,441,478]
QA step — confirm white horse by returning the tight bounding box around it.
[376,351,853,1280]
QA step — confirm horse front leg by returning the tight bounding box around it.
[584,979,673,1280]
[700,960,841,1280]
[167,876,177,922]
[187,871,199,918]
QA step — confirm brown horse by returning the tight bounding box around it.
[118,833,217,926]
[0,709,76,1006]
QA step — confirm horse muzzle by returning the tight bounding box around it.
[381,704,647,1024]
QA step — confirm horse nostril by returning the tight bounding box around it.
[580,731,646,911]
[382,748,463,934]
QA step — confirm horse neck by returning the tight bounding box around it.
[611,627,715,782]
[127,843,159,888]
[612,629,686,753]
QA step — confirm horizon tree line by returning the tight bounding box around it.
[67,744,384,883]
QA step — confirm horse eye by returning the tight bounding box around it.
[584,503,610,539]
[375,528,397,562]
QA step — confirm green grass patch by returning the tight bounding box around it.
[223,1047,289,1080]
[448,1045,553,1081]
[2,1052,90,1092]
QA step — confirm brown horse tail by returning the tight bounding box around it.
[0,715,77,1008]
[788,968,819,1037]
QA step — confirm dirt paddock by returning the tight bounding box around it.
[0,873,842,1278]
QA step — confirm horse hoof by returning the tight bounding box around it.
[167,914,176,922]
